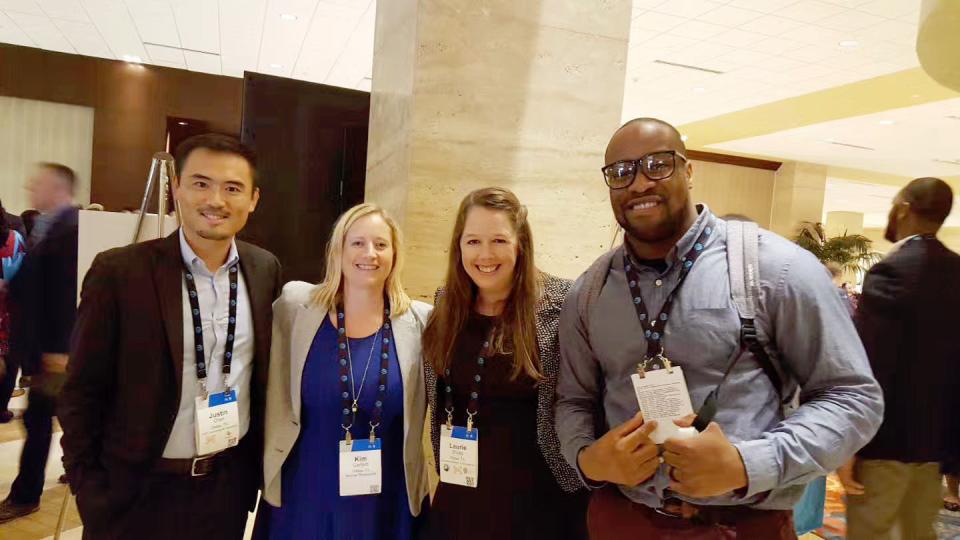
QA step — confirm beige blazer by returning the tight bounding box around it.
[262,281,432,516]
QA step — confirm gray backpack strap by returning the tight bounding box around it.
[576,248,618,342]
[725,220,786,402]
[726,220,759,320]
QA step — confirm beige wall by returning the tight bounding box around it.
[0,96,93,213]
[864,226,960,255]
[690,160,775,228]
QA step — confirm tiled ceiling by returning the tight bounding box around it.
[0,0,375,90]
[824,178,960,228]
[624,0,922,125]
[709,97,960,178]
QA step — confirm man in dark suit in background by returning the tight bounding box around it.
[840,177,960,540]
[0,163,79,523]
[58,134,281,539]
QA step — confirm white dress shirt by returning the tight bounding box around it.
[161,230,255,458]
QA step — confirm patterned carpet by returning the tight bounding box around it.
[816,474,960,540]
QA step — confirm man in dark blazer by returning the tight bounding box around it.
[0,163,79,523]
[840,177,960,540]
[58,134,282,539]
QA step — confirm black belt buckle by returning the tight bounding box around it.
[191,455,216,477]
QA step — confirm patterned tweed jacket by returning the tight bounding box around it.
[424,272,583,492]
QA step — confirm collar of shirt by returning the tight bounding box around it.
[886,233,919,258]
[624,204,714,275]
[178,228,240,276]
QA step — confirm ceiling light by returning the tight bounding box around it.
[122,55,142,64]
[878,119,896,126]
[693,87,706,93]
[178,121,188,126]
[270,63,283,69]
[838,40,859,49]
[280,13,297,21]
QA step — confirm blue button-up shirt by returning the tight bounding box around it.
[556,206,883,510]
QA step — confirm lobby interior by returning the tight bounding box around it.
[0,0,958,538]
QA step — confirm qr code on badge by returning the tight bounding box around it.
[370,485,381,494]
[466,477,475,487]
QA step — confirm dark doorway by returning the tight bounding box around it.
[240,73,370,283]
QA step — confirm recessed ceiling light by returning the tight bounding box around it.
[280,13,297,21]
[878,119,896,126]
[122,55,142,64]
[178,121,188,126]
[838,40,859,49]
[693,86,706,93]
[270,63,283,69]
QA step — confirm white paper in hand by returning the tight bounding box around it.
[630,366,697,444]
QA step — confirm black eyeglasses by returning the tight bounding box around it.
[601,150,687,190]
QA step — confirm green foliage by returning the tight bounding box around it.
[793,222,881,274]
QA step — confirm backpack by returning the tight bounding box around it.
[575,220,790,411]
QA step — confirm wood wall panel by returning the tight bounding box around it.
[0,44,242,211]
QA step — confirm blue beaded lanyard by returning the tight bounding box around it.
[336,298,393,444]
[622,217,716,372]
[442,326,496,433]
[183,263,239,398]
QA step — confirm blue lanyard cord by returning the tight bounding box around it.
[184,263,239,396]
[336,298,393,442]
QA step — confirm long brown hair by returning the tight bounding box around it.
[422,187,543,381]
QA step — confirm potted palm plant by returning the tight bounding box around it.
[793,222,881,275]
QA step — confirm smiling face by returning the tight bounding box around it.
[459,206,518,297]
[605,121,694,248]
[341,213,394,291]
[173,147,259,242]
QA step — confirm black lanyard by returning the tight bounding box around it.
[336,299,393,443]
[184,263,239,396]
[442,324,496,432]
[622,216,716,363]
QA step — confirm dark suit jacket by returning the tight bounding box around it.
[58,231,281,530]
[856,235,960,463]
[9,206,79,374]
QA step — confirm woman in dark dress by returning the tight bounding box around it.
[421,187,588,539]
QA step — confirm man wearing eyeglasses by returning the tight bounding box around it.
[555,117,883,538]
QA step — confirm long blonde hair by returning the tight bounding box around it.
[422,187,543,381]
[311,203,412,317]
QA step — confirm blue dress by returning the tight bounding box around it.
[266,319,413,540]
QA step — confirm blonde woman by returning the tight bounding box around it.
[257,204,431,539]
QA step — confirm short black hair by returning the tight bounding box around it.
[616,117,687,153]
[174,133,258,187]
[38,162,78,194]
[902,177,953,226]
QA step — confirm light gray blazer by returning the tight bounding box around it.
[262,281,432,516]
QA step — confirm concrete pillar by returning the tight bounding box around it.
[365,0,632,300]
[769,161,828,239]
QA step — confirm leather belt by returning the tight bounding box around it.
[154,446,237,477]
[655,497,781,527]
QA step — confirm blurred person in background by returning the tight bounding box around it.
[0,197,27,423]
[840,177,960,540]
[0,163,78,523]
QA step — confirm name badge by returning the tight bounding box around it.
[339,439,382,496]
[194,390,240,455]
[631,367,697,444]
[440,425,479,488]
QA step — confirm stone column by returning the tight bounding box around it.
[769,161,828,239]
[365,0,632,300]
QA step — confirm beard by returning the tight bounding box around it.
[615,204,685,246]
[884,218,897,243]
